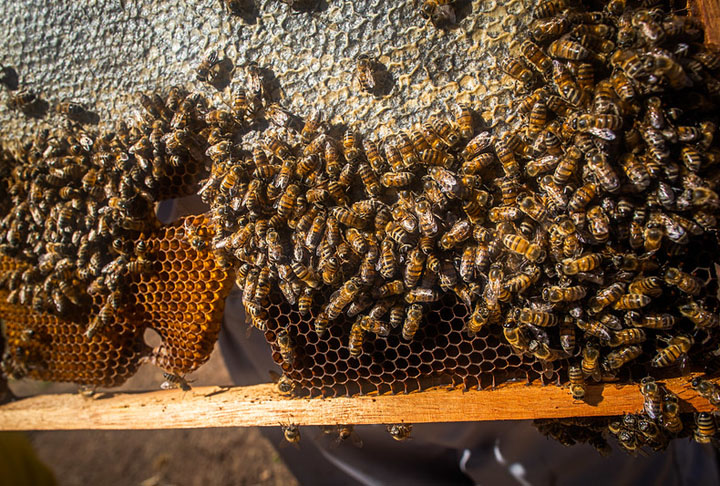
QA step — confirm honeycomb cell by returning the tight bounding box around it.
[446,346,460,359]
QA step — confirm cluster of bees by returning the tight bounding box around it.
[194,0,720,447]
[537,376,720,454]
[204,0,720,384]
[0,83,216,379]
[0,0,719,452]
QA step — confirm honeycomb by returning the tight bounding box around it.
[0,0,719,457]
[0,0,530,143]
[0,216,234,386]
[130,215,234,375]
[0,256,147,386]
[263,291,561,397]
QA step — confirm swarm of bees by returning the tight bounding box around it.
[0,0,719,453]
[198,0,720,400]
[0,85,232,384]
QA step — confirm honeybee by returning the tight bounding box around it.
[603,345,642,371]
[586,206,610,243]
[650,334,693,369]
[610,328,647,348]
[528,340,564,364]
[489,206,521,223]
[348,319,365,357]
[530,15,569,42]
[611,293,651,310]
[548,39,590,61]
[502,57,534,84]
[664,267,701,296]
[542,285,586,303]
[502,235,546,262]
[581,344,601,381]
[375,280,405,299]
[269,370,296,395]
[518,193,547,223]
[568,182,597,212]
[362,138,386,175]
[527,100,548,139]
[85,304,113,338]
[532,0,565,19]
[679,302,718,330]
[452,103,474,139]
[661,394,683,434]
[356,54,379,94]
[281,424,301,444]
[568,365,586,400]
[387,424,412,441]
[521,40,553,77]
[627,276,662,298]
[586,282,624,314]
[420,0,456,28]
[8,89,37,112]
[461,131,492,161]
[495,139,520,178]
[440,220,471,250]
[576,318,612,342]
[385,304,403,328]
[405,287,440,303]
[562,253,602,275]
[196,50,220,83]
[161,372,192,392]
[275,330,294,366]
[559,316,576,355]
[525,154,558,178]
[691,377,720,407]
[358,315,390,336]
[402,303,423,340]
[56,101,86,118]
[295,287,313,317]
[694,413,717,445]
[403,247,425,288]
[463,302,489,335]
[505,265,540,295]
[515,307,558,327]
[380,171,414,188]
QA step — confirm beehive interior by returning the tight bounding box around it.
[0,2,718,455]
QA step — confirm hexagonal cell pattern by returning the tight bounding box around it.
[260,291,561,397]
[0,216,234,386]
[0,256,146,386]
[134,215,234,375]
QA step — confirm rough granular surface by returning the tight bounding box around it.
[0,0,529,141]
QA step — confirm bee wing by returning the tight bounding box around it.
[588,128,616,140]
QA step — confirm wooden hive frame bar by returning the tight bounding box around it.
[0,375,717,431]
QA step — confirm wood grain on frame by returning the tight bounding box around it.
[0,375,716,431]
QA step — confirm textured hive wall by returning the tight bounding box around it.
[0,0,529,142]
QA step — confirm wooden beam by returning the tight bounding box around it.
[0,376,715,431]
[691,0,720,47]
